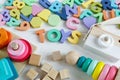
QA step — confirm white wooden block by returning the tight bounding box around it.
[41,63,53,73]
[42,75,52,80]
[29,54,42,66]
[48,68,58,80]
[52,51,62,61]
[60,69,70,80]
[26,68,39,80]
[83,26,120,62]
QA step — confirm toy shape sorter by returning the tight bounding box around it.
[0,27,36,75]
[83,17,120,62]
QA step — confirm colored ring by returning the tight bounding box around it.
[19,39,32,62]
[105,66,118,80]
[77,56,86,68]
[92,62,105,80]
[7,39,26,56]
[7,39,32,62]
[82,58,92,72]
[98,34,114,48]
[47,29,61,42]
[98,64,111,80]
[87,60,98,76]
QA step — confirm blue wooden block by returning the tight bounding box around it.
[1,9,11,22]
[49,1,62,13]
[60,29,71,43]
[39,0,51,9]
[4,0,13,6]
[0,58,18,80]
[0,58,13,80]
[80,9,93,20]
[65,4,77,17]
[20,14,33,22]
[55,7,67,20]
[111,0,118,9]
[101,0,113,10]
[6,58,18,80]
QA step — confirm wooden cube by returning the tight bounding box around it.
[29,54,41,66]
[41,63,52,73]
[42,75,52,80]
[48,68,58,80]
[60,69,70,80]
[26,68,39,80]
[35,78,41,80]
[52,51,62,61]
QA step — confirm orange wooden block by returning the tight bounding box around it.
[73,6,81,18]
[0,28,12,49]
[103,10,115,20]
[36,29,45,43]
[16,21,30,31]
[5,6,18,10]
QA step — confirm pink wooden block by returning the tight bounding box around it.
[0,14,6,26]
[32,5,43,16]
[66,17,80,30]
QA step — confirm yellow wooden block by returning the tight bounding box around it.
[68,30,81,44]
[13,0,25,9]
[37,9,51,22]
[10,9,20,20]
[30,17,42,28]
[82,0,94,8]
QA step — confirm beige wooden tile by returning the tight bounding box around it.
[41,63,52,73]
[26,68,39,80]
[48,68,58,80]
[60,69,70,80]
[29,54,41,66]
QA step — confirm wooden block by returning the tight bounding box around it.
[26,68,39,80]
[48,68,58,80]
[52,51,62,61]
[29,54,41,66]
[41,63,52,73]
[35,78,41,80]
[115,67,120,80]
[60,69,70,80]
[42,75,52,80]
[21,6,32,16]
[30,17,42,28]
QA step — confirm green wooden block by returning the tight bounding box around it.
[90,2,102,13]
[21,6,32,16]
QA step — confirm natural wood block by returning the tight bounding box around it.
[26,68,39,80]
[60,69,70,80]
[29,54,41,66]
[52,51,62,61]
[42,75,52,80]
[48,68,58,80]
[41,63,52,73]
[115,67,120,80]
[35,78,41,80]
